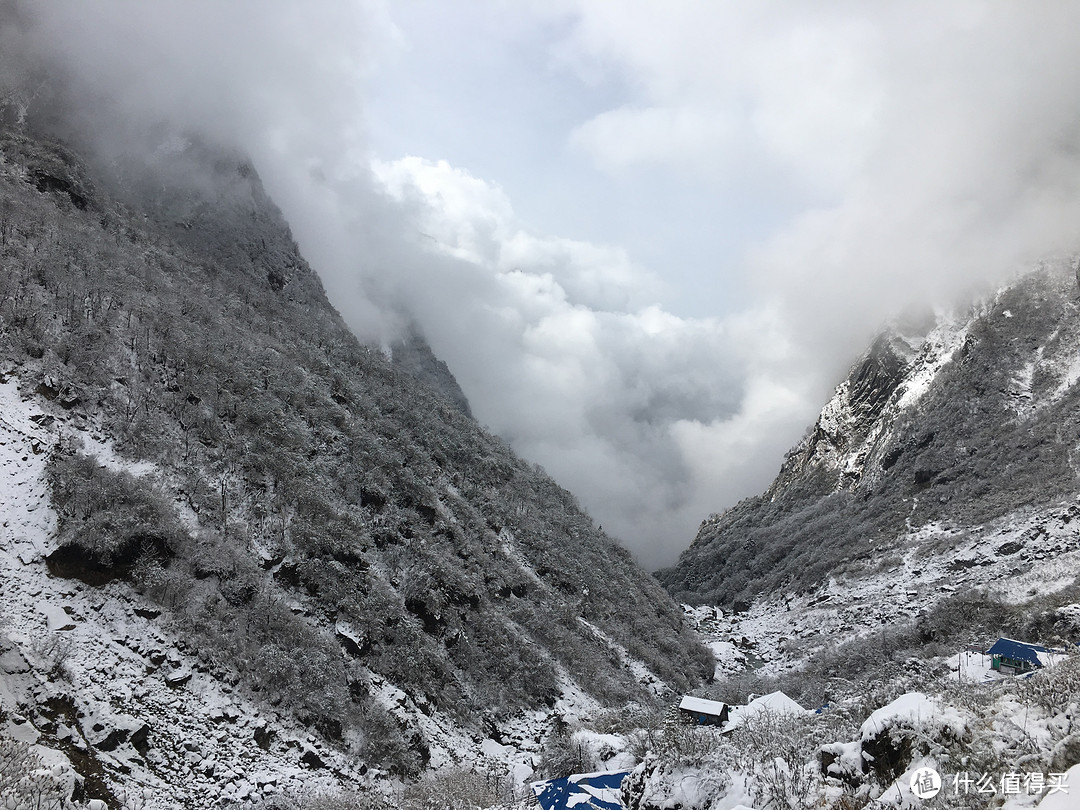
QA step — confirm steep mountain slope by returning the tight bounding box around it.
[0,127,710,803]
[660,263,1080,608]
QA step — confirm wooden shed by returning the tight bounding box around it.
[678,695,730,726]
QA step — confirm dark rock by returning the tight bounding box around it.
[133,607,161,620]
[300,747,326,769]
[130,724,151,757]
[46,534,174,586]
[404,598,444,636]
[31,170,89,210]
[335,627,369,658]
[93,728,129,752]
[253,724,274,751]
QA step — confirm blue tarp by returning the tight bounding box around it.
[986,638,1050,667]
[532,770,630,810]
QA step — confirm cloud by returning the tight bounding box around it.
[353,156,756,567]
[9,1,1080,569]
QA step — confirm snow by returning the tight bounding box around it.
[707,640,745,678]
[36,600,76,631]
[860,693,965,741]
[1016,763,1079,810]
[573,730,636,772]
[0,378,382,807]
[724,691,806,731]
[875,757,946,808]
[686,497,1080,689]
[945,650,1001,683]
[894,317,970,412]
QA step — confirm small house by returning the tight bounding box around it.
[986,638,1056,675]
[678,695,729,726]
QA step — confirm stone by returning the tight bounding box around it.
[37,601,76,631]
[164,667,192,688]
[0,648,30,674]
[93,728,130,752]
[300,747,326,769]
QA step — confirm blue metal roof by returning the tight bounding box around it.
[986,638,1050,666]
[532,770,630,810]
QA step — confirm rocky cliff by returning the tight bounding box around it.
[660,262,1080,608]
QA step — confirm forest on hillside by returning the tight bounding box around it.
[0,128,710,774]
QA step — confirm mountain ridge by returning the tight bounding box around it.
[660,262,1080,608]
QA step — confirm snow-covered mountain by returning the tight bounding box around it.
[0,125,710,807]
[660,263,1080,611]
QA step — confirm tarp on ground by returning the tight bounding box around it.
[531,770,630,810]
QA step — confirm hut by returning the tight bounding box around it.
[678,695,730,726]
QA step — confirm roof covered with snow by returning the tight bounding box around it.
[679,696,727,716]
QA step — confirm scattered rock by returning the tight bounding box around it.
[164,667,192,688]
[253,722,275,751]
[130,724,151,756]
[996,540,1024,556]
[93,728,130,752]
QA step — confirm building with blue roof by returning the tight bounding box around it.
[986,637,1053,674]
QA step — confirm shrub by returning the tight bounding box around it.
[399,766,518,810]
[0,734,71,810]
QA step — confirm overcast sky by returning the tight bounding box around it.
[10,1,1080,568]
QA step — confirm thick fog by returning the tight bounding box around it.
[6,1,1080,568]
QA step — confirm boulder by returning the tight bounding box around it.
[164,667,192,688]
[37,601,76,631]
[0,647,30,674]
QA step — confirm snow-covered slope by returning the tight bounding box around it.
[0,377,378,806]
[661,263,1080,609]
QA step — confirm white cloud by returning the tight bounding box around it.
[569,105,739,173]
[554,0,1080,385]
[356,157,761,567]
[12,1,1080,568]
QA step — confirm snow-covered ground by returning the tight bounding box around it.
[683,500,1080,682]
[1,377,378,806]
